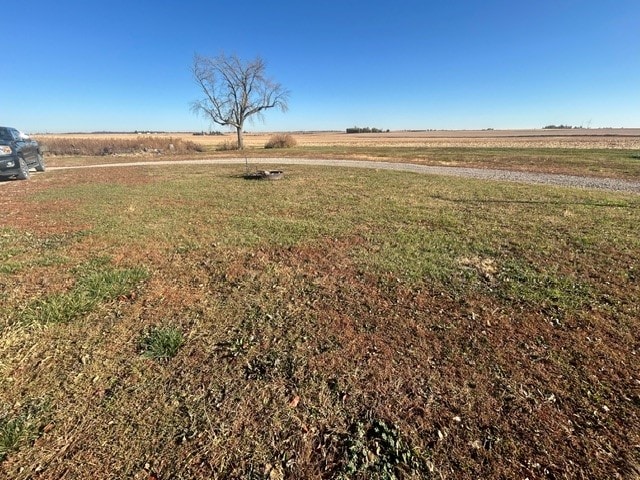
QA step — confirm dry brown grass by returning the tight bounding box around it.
[35,135,204,156]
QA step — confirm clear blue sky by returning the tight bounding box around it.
[2,0,639,133]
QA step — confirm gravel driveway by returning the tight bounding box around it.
[34,157,640,194]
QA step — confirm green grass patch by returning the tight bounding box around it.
[497,259,592,315]
[0,262,22,275]
[73,256,148,301]
[358,228,463,284]
[22,292,96,325]
[140,326,184,360]
[20,257,148,325]
[0,229,87,275]
[0,416,28,461]
[0,398,50,461]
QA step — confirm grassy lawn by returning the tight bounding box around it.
[1,164,639,479]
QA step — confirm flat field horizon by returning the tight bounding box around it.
[37,128,640,150]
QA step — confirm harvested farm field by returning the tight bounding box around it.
[35,129,640,181]
[251,128,640,150]
[1,158,639,479]
[38,128,640,149]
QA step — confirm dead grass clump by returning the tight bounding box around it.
[265,134,297,149]
[459,256,498,282]
[36,136,204,156]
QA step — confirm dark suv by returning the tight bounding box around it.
[0,126,45,180]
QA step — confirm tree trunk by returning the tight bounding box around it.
[236,126,244,150]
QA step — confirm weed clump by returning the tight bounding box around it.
[264,134,297,149]
[338,418,428,479]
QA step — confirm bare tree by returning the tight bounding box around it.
[191,53,289,150]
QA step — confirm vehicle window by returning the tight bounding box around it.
[10,129,21,140]
[0,128,12,142]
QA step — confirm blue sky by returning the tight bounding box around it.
[2,0,639,132]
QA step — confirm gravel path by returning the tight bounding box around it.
[45,157,640,194]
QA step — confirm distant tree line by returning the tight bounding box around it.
[192,131,224,136]
[543,125,582,129]
[346,127,389,133]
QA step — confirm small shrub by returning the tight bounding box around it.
[216,140,240,151]
[264,134,297,149]
[140,326,184,360]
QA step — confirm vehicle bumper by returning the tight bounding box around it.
[0,154,20,177]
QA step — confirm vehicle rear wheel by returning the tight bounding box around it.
[35,153,46,172]
[17,157,30,180]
